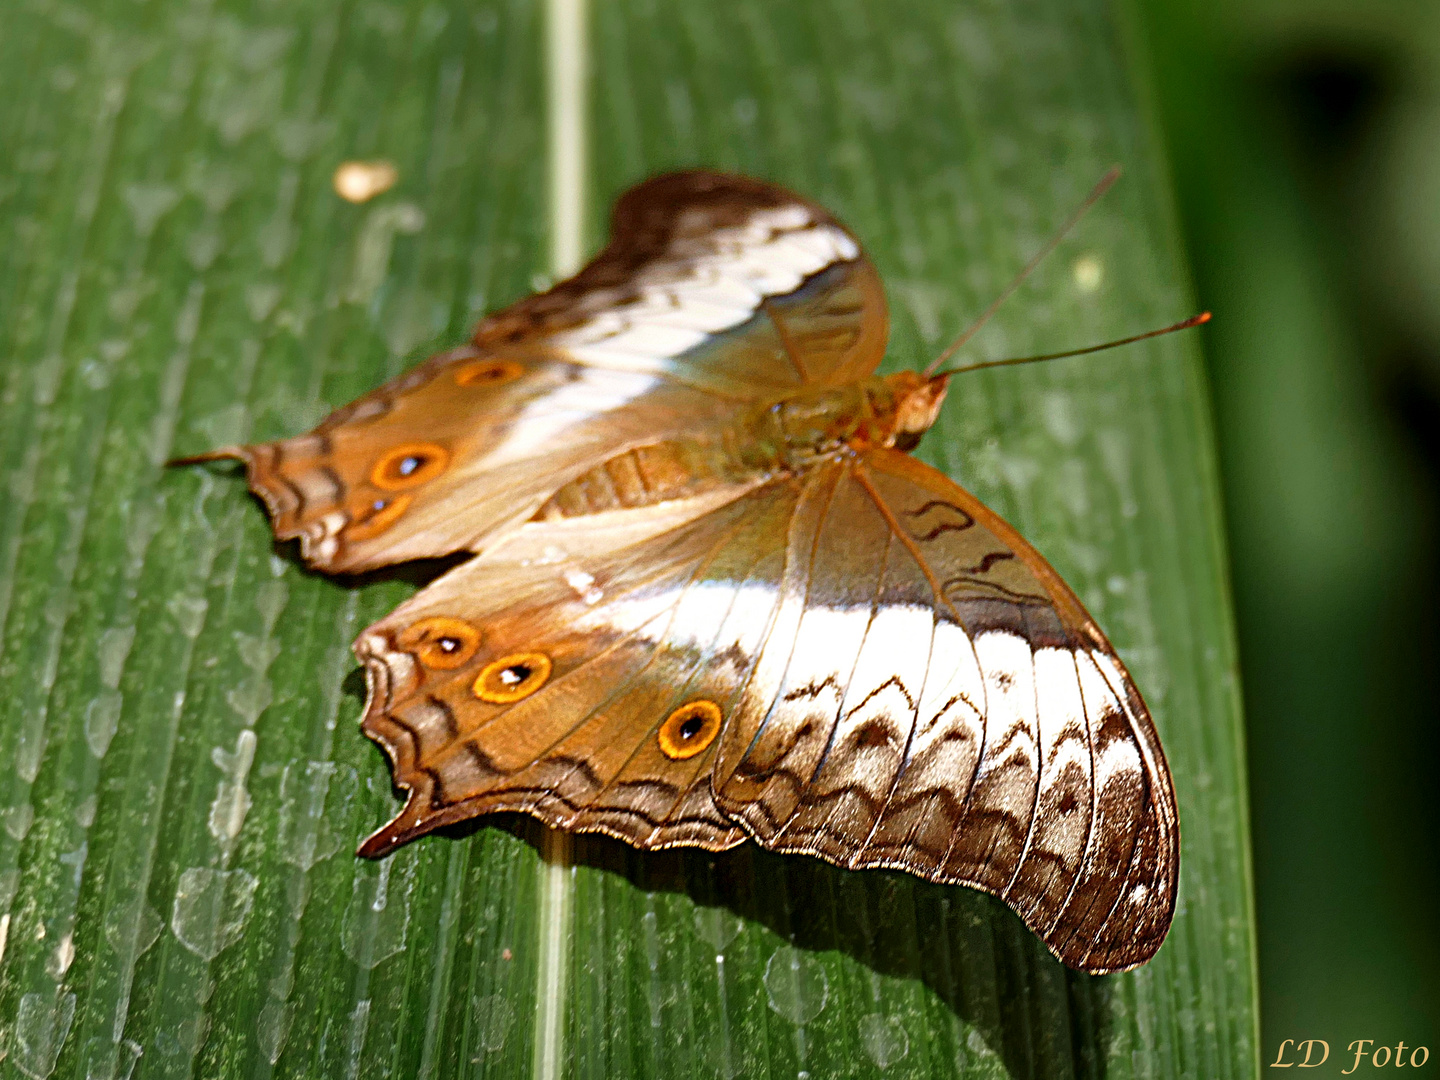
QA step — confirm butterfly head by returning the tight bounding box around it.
[884,371,950,452]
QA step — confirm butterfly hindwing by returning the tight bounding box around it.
[353,479,786,856]
[181,171,886,573]
[708,448,1177,973]
[353,447,1176,973]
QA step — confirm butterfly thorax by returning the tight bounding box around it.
[766,371,950,458]
[535,372,950,521]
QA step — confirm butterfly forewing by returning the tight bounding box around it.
[191,171,886,573]
[354,477,799,856]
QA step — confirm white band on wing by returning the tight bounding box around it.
[555,205,860,370]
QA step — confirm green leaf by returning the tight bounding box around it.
[0,1,1256,1078]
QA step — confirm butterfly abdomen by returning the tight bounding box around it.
[534,437,779,519]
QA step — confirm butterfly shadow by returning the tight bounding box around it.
[461,816,1118,1079]
[278,538,476,593]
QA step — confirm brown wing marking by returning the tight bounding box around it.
[852,477,1062,904]
[183,348,707,574]
[712,461,1006,874]
[707,461,850,823]
[359,549,736,853]
[1048,650,1175,970]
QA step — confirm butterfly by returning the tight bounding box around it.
[177,170,1179,974]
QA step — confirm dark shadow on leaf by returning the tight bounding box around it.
[440,814,1117,1079]
[268,536,472,592]
[341,667,368,711]
[325,550,474,592]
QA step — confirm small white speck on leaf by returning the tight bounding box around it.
[333,160,399,203]
[1072,254,1104,293]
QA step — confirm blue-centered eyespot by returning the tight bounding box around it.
[370,443,449,491]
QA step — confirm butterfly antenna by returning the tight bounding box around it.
[923,166,1122,378]
[932,312,1211,378]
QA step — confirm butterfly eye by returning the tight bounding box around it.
[347,494,412,539]
[454,359,524,387]
[473,652,552,703]
[371,443,450,491]
[657,700,722,760]
[396,616,481,669]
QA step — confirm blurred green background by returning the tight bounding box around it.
[1142,0,1440,1055]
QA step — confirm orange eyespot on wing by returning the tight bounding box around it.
[370,444,450,490]
[396,616,481,669]
[347,494,411,540]
[454,359,525,387]
[473,652,551,703]
[658,700,722,760]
